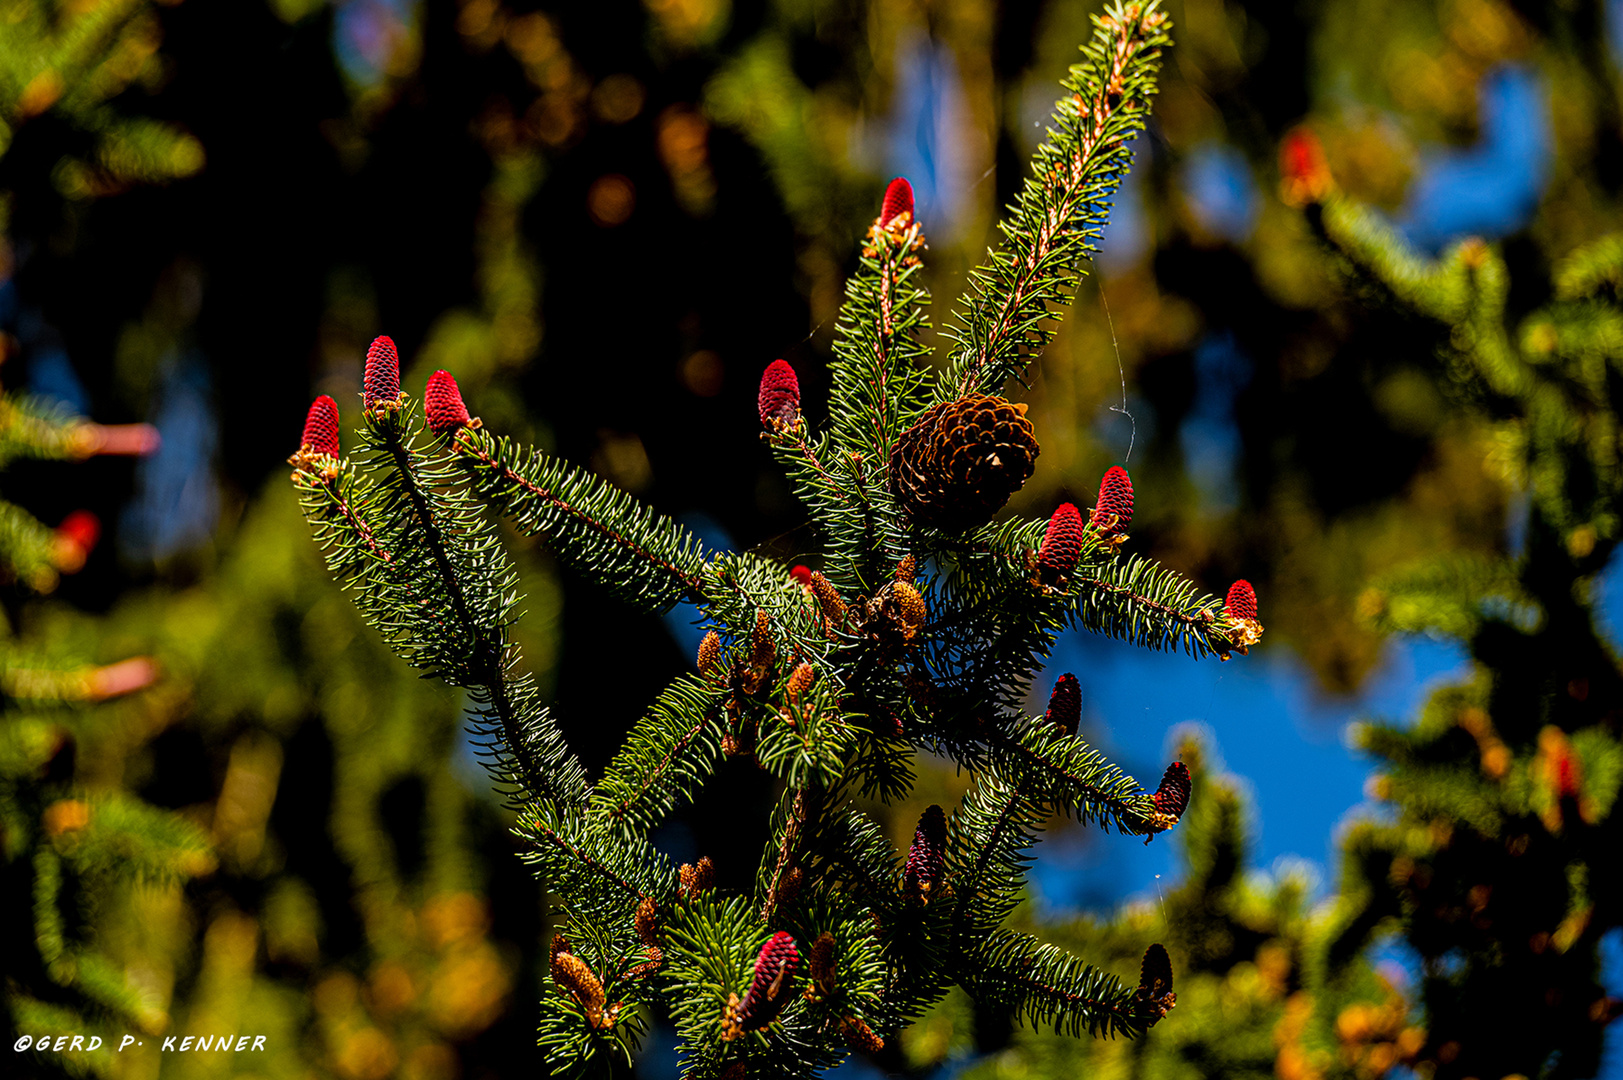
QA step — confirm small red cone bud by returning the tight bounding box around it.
[881,177,914,226]
[903,804,946,904]
[1280,126,1333,208]
[1225,580,1257,622]
[1135,943,1175,1024]
[1153,762,1191,822]
[1037,503,1083,585]
[1091,466,1133,537]
[1220,580,1263,654]
[52,510,101,572]
[425,369,472,433]
[758,359,800,430]
[301,395,341,458]
[790,564,813,586]
[1045,673,1080,737]
[363,335,400,410]
[722,932,800,1038]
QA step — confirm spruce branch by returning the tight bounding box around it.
[941,0,1170,398]
[452,426,710,613]
[960,930,1146,1039]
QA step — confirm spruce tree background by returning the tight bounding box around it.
[3,0,1623,1077]
[291,6,1238,1075]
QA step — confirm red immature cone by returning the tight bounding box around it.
[1225,580,1258,622]
[903,804,947,904]
[1220,579,1263,656]
[723,932,800,1036]
[881,177,914,226]
[1279,126,1333,208]
[425,370,472,433]
[758,359,800,430]
[363,335,400,410]
[1037,502,1083,585]
[301,395,341,457]
[790,564,813,586]
[1045,673,1081,737]
[52,510,101,573]
[1153,762,1191,821]
[1091,466,1133,537]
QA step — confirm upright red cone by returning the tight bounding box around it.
[1153,762,1191,821]
[301,395,341,457]
[1224,580,1257,622]
[903,804,947,904]
[722,932,800,1037]
[363,335,400,410]
[425,370,472,434]
[1045,673,1081,737]
[881,177,914,226]
[1222,579,1263,655]
[1037,502,1083,587]
[1280,127,1333,207]
[758,359,800,430]
[1091,466,1133,537]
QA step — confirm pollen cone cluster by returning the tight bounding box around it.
[889,394,1039,531]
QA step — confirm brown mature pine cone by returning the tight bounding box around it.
[889,395,1039,530]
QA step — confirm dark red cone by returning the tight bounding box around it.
[1038,503,1083,581]
[881,177,914,226]
[903,804,946,903]
[758,359,800,429]
[363,335,400,410]
[1045,673,1081,737]
[734,931,799,1031]
[425,370,472,433]
[1153,762,1191,821]
[1091,466,1133,535]
[301,395,341,457]
[1225,580,1257,622]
